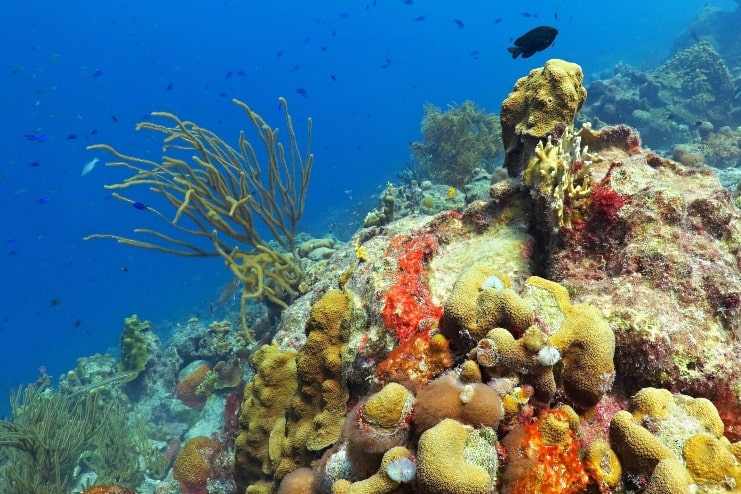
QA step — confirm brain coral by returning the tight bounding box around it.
[175,363,212,410]
[501,59,587,176]
[173,436,219,494]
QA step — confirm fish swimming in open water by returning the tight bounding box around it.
[210,278,240,313]
[508,26,558,59]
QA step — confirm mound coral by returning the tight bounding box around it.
[609,388,741,491]
[416,418,497,494]
[333,446,416,494]
[501,59,588,176]
[413,372,503,435]
[234,344,297,492]
[173,436,219,494]
[343,382,415,477]
[273,289,353,486]
[439,266,533,342]
[80,487,136,494]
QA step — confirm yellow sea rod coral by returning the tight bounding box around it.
[416,418,495,494]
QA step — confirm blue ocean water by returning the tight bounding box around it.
[0,0,733,417]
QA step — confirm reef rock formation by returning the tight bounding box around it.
[235,59,741,493]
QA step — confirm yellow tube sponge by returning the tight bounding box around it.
[416,418,495,494]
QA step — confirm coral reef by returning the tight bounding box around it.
[234,344,298,493]
[119,314,151,381]
[610,388,741,492]
[416,418,497,494]
[172,435,220,494]
[501,58,588,176]
[581,42,739,148]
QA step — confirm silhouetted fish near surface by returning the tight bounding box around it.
[508,26,558,58]
[454,19,464,28]
[210,278,240,313]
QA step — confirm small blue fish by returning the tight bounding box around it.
[454,19,464,28]
[330,74,337,81]
[225,71,233,79]
[92,69,104,77]
[29,161,41,167]
[296,88,308,97]
[276,50,284,57]
[25,133,48,142]
[415,16,426,22]
[166,82,174,91]
[339,12,350,18]
[37,197,50,204]
[132,202,148,210]
[403,0,413,4]
[494,18,503,24]
[236,70,246,76]
[66,134,77,140]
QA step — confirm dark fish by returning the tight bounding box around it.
[454,19,464,28]
[121,266,129,272]
[494,18,502,24]
[92,69,104,77]
[218,92,229,97]
[415,16,426,21]
[49,298,61,306]
[330,74,337,81]
[166,82,174,91]
[90,129,98,135]
[37,197,50,204]
[237,70,246,76]
[508,26,558,59]
[111,114,118,122]
[30,161,41,167]
[523,12,532,17]
[403,0,413,4]
[225,71,233,78]
[554,12,559,20]
[25,133,48,142]
[210,278,240,313]
[74,319,82,328]
[132,202,148,210]
[297,87,308,96]
[66,134,77,140]
[339,11,350,18]
[276,50,284,57]
[321,46,328,52]
[694,121,703,126]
